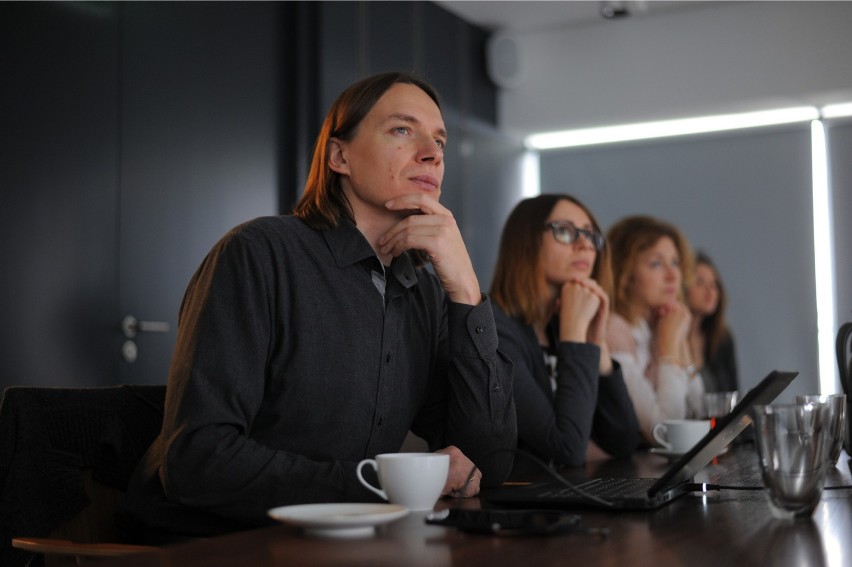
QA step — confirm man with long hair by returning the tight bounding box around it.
[121,72,516,542]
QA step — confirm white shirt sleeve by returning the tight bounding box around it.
[686,369,706,419]
[607,314,699,443]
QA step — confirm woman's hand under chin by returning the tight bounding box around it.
[654,301,692,363]
[557,278,601,343]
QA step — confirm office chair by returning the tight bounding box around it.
[0,385,165,566]
[838,322,852,456]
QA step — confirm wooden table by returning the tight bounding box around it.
[100,445,852,567]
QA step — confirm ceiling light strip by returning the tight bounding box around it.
[525,106,822,150]
[821,102,852,119]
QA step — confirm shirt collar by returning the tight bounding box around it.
[388,252,418,290]
[322,218,418,289]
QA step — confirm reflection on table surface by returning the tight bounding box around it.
[101,445,852,567]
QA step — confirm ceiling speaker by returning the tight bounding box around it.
[486,31,525,90]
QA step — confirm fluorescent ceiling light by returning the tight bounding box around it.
[525,106,820,150]
[821,102,852,119]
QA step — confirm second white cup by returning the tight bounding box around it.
[652,419,711,453]
[356,452,449,511]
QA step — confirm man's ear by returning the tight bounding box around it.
[327,138,350,175]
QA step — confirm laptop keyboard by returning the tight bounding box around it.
[549,478,658,500]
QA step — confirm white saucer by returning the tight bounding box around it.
[649,446,729,461]
[648,448,686,461]
[267,503,409,538]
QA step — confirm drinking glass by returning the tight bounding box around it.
[796,393,846,465]
[753,402,831,519]
[703,391,738,429]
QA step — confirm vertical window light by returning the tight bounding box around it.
[522,150,540,198]
[811,120,838,394]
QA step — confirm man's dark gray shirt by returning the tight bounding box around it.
[121,215,516,537]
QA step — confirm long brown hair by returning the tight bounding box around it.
[607,215,694,324]
[694,251,731,360]
[293,72,441,229]
[490,194,613,325]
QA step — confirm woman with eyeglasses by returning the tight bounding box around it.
[605,215,704,444]
[490,195,640,471]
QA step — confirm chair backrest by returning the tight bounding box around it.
[0,385,166,567]
[837,322,852,455]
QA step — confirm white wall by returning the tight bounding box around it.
[498,1,852,136]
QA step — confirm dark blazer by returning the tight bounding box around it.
[703,332,739,393]
[493,305,640,475]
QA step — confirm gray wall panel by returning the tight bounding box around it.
[828,121,852,332]
[540,126,818,399]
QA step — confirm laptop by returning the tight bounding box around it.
[485,370,798,511]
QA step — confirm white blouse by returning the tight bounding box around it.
[606,313,705,443]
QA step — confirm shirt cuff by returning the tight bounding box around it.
[448,293,498,358]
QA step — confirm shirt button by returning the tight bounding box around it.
[493,384,501,392]
[385,353,391,363]
[377,417,384,426]
[475,325,486,334]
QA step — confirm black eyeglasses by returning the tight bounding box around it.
[544,221,605,251]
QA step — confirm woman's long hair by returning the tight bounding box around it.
[490,194,612,325]
[694,251,731,360]
[607,215,694,324]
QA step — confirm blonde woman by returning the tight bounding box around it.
[606,215,704,444]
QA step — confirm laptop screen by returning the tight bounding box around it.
[649,369,798,496]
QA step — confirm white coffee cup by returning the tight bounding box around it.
[652,419,711,453]
[356,453,449,511]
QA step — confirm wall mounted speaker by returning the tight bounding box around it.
[486,31,525,90]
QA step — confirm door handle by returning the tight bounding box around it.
[122,315,171,339]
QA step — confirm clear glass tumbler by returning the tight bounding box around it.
[703,391,738,429]
[796,393,846,465]
[753,402,831,519]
